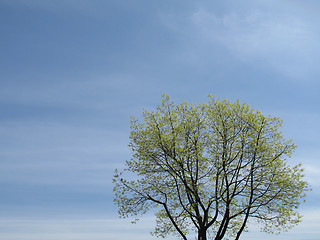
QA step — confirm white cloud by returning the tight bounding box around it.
[189,2,320,80]
[0,217,162,240]
[1,210,319,240]
[239,208,320,239]
[303,164,320,188]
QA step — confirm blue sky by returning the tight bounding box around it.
[1,0,320,239]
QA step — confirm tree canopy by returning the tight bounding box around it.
[113,94,310,240]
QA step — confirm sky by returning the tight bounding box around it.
[0,0,320,239]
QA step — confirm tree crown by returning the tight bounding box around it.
[113,94,310,240]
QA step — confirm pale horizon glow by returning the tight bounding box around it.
[0,0,319,239]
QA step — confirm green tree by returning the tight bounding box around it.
[113,94,310,240]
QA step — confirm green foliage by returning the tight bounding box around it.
[113,94,311,240]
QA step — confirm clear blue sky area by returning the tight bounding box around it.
[1,1,320,239]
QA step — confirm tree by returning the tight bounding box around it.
[113,94,310,240]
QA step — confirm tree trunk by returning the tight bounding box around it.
[198,228,207,240]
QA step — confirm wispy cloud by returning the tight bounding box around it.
[1,209,320,240]
[187,1,320,80]
[303,164,320,188]
[241,208,320,239]
[0,1,319,239]
[0,217,160,240]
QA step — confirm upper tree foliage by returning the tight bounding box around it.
[113,94,310,240]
